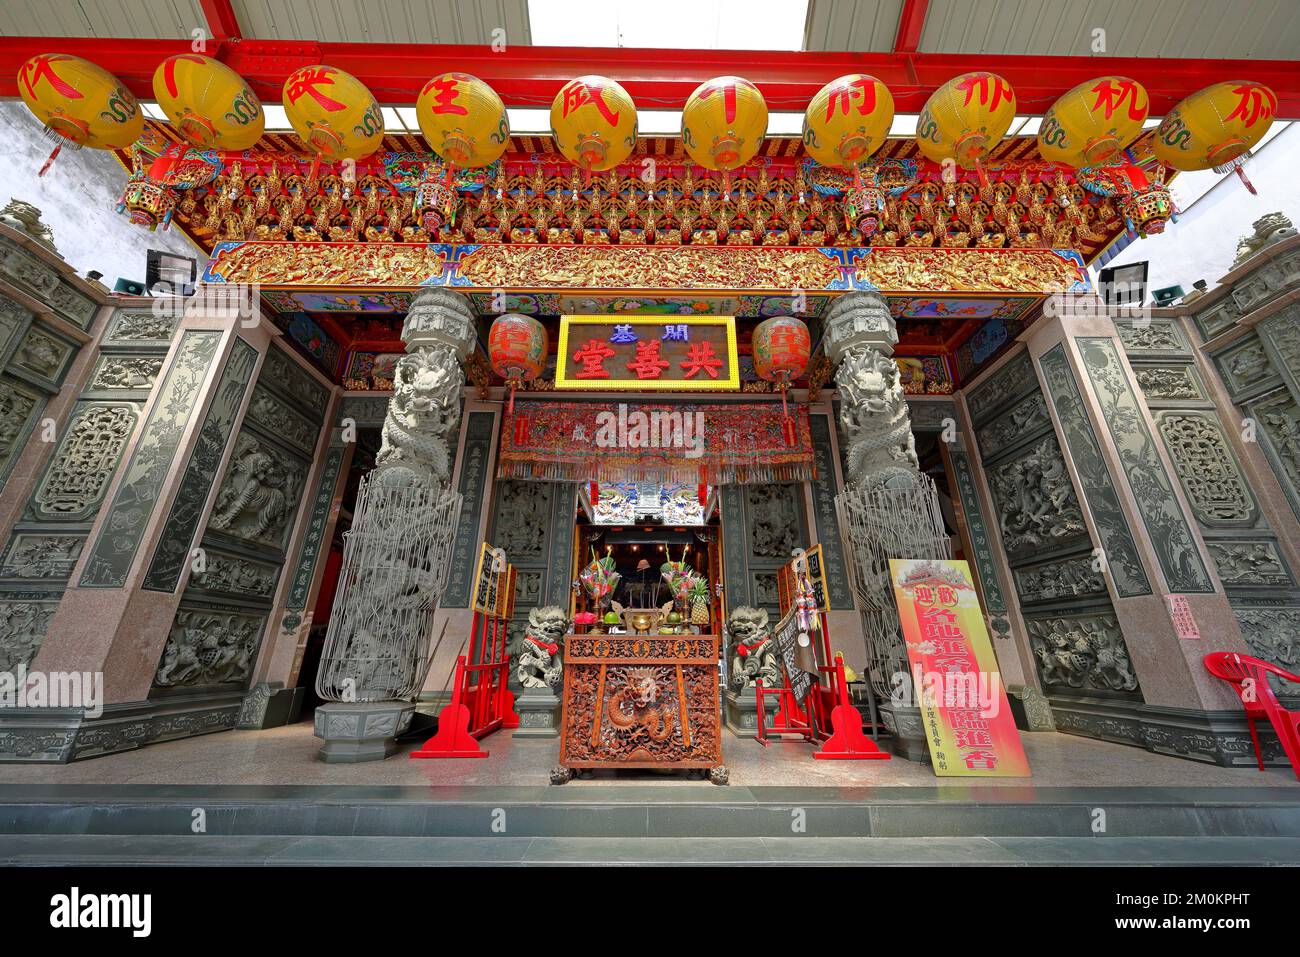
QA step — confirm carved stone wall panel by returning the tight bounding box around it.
[949,449,1008,623]
[906,398,957,432]
[187,549,281,603]
[0,533,84,580]
[966,350,1036,425]
[244,381,319,455]
[720,484,749,608]
[1154,411,1258,528]
[441,409,494,608]
[746,483,803,559]
[46,282,98,331]
[1193,297,1243,341]
[1078,337,1214,593]
[206,430,308,552]
[1038,345,1151,596]
[143,338,260,592]
[1213,334,1280,402]
[1026,612,1142,698]
[0,294,31,366]
[1233,606,1300,673]
[30,402,138,522]
[284,443,345,615]
[976,390,1052,462]
[1113,320,1189,356]
[1133,364,1204,403]
[103,310,178,345]
[261,347,329,418]
[1230,247,1300,315]
[544,482,578,607]
[79,330,222,588]
[0,375,41,486]
[1014,555,1108,605]
[0,245,60,302]
[88,354,164,392]
[492,480,552,562]
[986,434,1089,561]
[11,324,75,390]
[1259,308,1300,396]
[1207,540,1294,588]
[0,596,59,671]
[1248,389,1300,524]
[153,605,268,691]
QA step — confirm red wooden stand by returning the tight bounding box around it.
[411,601,519,759]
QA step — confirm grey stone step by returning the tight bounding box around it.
[1,784,1298,839]
[2,834,1298,866]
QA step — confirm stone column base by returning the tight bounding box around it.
[237,682,305,730]
[880,704,930,763]
[512,689,561,738]
[724,689,760,737]
[1049,696,1290,767]
[1008,685,1056,731]
[313,701,414,763]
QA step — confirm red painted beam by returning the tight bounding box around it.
[1,37,1297,117]
[199,0,241,42]
[893,0,929,54]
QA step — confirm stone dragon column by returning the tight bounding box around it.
[828,291,952,760]
[313,288,475,762]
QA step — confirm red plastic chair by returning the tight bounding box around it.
[1203,652,1300,780]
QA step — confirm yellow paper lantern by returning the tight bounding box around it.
[802,74,894,171]
[682,76,768,172]
[549,75,637,173]
[416,72,509,168]
[282,65,384,161]
[151,54,263,151]
[1039,77,1149,168]
[1153,81,1276,192]
[916,72,1017,180]
[17,54,142,172]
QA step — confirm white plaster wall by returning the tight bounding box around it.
[0,102,206,285]
[1096,123,1300,293]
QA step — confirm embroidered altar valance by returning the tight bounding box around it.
[499,401,815,485]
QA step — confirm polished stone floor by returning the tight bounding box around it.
[0,720,1295,789]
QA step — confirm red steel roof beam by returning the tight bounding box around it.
[893,0,929,53]
[200,0,242,42]
[0,38,1297,118]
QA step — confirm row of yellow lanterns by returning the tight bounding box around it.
[15,52,1278,193]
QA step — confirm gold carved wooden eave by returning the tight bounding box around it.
[122,118,1160,268]
[201,242,1089,298]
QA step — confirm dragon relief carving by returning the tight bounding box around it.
[607,667,678,742]
[516,605,569,690]
[209,433,303,547]
[727,605,780,691]
[990,437,1086,554]
[374,346,463,486]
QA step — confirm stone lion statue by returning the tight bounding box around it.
[0,199,57,252]
[1233,212,1296,267]
[727,606,781,691]
[515,605,569,690]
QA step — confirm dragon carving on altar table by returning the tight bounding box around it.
[727,606,781,691]
[607,667,678,742]
[516,605,569,690]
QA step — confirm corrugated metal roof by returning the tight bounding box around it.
[804,0,1300,58]
[0,0,209,38]
[916,0,1300,58]
[232,0,531,44]
[802,0,904,51]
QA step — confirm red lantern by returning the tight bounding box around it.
[488,313,547,414]
[751,316,811,443]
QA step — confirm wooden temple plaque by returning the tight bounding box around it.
[558,633,723,771]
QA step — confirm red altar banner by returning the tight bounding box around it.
[499,401,815,484]
[889,558,1030,778]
